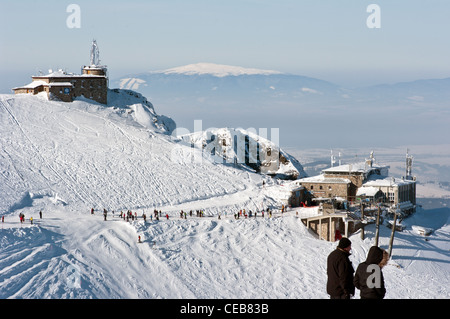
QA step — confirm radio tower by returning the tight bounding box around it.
[90,39,100,66]
[405,149,413,180]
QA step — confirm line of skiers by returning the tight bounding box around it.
[90,205,289,224]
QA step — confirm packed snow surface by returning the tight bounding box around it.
[0,92,448,299]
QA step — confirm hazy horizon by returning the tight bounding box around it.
[2,1,450,90]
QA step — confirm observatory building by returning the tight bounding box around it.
[13,40,108,104]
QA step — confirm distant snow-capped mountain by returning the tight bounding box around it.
[115,62,343,102]
[112,63,450,149]
[156,62,283,77]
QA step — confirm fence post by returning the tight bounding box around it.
[388,207,399,257]
[374,205,381,247]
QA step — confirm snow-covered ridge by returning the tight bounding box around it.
[177,127,306,179]
[155,62,283,77]
[107,88,176,133]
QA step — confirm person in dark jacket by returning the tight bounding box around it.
[327,237,355,299]
[354,246,388,299]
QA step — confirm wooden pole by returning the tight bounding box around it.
[388,209,398,257]
[360,202,365,240]
[374,205,381,247]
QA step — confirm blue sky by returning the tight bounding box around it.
[1,0,450,90]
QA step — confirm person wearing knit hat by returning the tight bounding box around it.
[338,237,352,250]
[326,237,355,299]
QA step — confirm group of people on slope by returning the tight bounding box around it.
[327,237,389,299]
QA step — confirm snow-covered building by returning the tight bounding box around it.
[297,151,416,213]
[13,40,108,104]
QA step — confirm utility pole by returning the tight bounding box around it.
[388,206,399,257]
[374,204,381,247]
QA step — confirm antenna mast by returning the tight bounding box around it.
[331,150,336,167]
[90,39,100,66]
[406,149,413,180]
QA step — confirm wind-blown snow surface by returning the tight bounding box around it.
[0,92,448,299]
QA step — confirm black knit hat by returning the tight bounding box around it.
[338,237,351,249]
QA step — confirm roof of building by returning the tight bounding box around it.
[356,186,382,197]
[298,174,351,184]
[13,80,74,90]
[12,80,47,90]
[363,175,416,187]
[32,69,106,79]
[322,161,389,175]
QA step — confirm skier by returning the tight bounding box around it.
[138,235,142,243]
[91,208,94,215]
[2,216,4,223]
[103,209,107,221]
[30,217,33,225]
[39,210,42,219]
[166,214,169,220]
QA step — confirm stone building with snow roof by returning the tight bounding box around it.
[296,151,416,241]
[13,40,108,104]
[297,151,416,212]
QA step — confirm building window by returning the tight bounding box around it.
[388,192,395,202]
[319,185,323,190]
[311,185,314,190]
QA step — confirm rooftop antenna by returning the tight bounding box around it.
[406,148,413,180]
[90,39,100,66]
[330,150,336,167]
[370,150,374,167]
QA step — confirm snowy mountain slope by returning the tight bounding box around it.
[0,91,270,214]
[1,196,448,299]
[0,91,448,299]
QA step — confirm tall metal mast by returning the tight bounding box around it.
[90,39,100,66]
[406,148,413,180]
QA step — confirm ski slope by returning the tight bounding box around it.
[0,92,448,299]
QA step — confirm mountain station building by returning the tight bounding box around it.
[13,40,108,104]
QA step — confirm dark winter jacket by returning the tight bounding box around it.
[354,246,386,299]
[327,248,355,298]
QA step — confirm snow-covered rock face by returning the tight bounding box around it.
[106,89,176,133]
[176,127,306,179]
